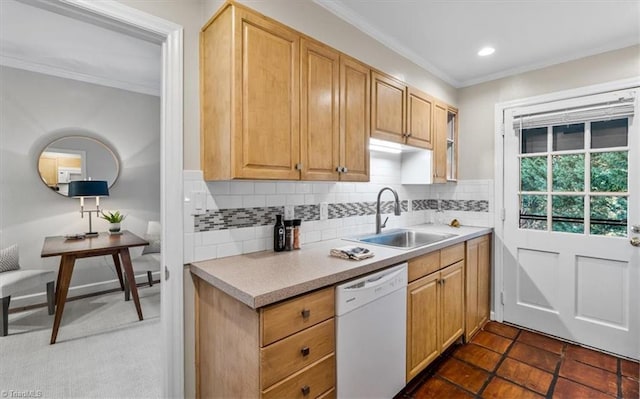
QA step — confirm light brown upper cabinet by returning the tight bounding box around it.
[338,55,370,182]
[433,102,458,183]
[201,3,369,181]
[300,39,369,182]
[406,88,434,149]
[371,71,406,143]
[371,71,434,150]
[201,4,300,180]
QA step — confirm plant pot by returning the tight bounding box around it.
[109,222,121,233]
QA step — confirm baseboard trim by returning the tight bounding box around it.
[9,271,161,310]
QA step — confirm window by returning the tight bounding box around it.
[519,118,629,236]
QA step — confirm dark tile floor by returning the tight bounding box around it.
[401,322,640,399]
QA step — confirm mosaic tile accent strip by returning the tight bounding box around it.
[327,200,408,219]
[195,206,283,232]
[294,204,320,222]
[195,199,488,232]
[412,199,489,212]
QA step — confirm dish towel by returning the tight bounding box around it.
[330,246,374,261]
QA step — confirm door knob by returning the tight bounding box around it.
[631,237,640,247]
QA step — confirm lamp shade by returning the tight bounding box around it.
[68,180,109,197]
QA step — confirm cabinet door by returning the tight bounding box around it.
[465,239,480,341]
[406,87,433,149]
[371,71,406,143]
[340,56,370,182]
[38,157,58,187]
[406,272,439,382]
[235,9,300,179]
[477,235,491,329]
[432,101,448,183]
[446,106,458,181]
[300,38,340,181]
[440,261,464,351]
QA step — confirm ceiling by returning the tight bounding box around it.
[0,0,161,96]
[0,1,637,94]
[313,0,640,88]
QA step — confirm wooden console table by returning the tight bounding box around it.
[41,231,148,344]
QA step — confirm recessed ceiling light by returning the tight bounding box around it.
[478,47,495,57]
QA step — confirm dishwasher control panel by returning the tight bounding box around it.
[335,263,408,316]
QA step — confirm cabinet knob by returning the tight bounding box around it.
[301,385,310,396]
[301,309,311,318]
[295,163,303,171]
[631,237,640,247]
[300,346,310,356]
[342,167,348,173]
[335,166,342,172]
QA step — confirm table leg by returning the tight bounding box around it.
[112,253,125,291]
[50,255,75,344]
[54,257,64,301]
[119,248,143,321]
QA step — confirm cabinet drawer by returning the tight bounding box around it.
[440,243,464,266]
[262,354,335,399]
[261,287,335,346]
[408,251,440,282]
[261,319,335,388]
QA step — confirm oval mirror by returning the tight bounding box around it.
[37,136,120,197]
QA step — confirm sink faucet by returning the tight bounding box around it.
[376,187,401,234]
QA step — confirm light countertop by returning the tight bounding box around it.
[190,224,492,309]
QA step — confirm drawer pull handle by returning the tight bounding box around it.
[301,346,310,356]
[301,309,311,318]
[301,385,310,396]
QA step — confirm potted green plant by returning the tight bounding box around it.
[101,210,126,233]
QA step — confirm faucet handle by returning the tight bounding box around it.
[381,216,389,229]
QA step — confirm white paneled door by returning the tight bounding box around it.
[502,89,639,359]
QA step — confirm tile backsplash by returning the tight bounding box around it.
[183,152,494,264]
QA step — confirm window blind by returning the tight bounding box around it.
[512,92,635,130]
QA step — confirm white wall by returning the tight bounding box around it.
[183,154,494,264]
[0,66,161,303]
[458,44,640,179]
[115,0,207,171]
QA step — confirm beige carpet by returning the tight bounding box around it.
[0,285,161,398]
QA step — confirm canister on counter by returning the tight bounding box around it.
[284,219,294,251]
[292,219,301,249]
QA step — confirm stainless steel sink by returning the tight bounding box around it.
[345,229,457,249]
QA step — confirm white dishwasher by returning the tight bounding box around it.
[336,263,408,399]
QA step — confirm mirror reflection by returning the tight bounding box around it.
[37,136,119,196]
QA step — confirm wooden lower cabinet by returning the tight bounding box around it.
[195,281,335,398]
[194,238,489,396]
[407,272,440,381]
[406,258,465,382]
[440,261,465,351]
[465,234,492,341]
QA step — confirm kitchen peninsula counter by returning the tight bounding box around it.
[190,224,492,309]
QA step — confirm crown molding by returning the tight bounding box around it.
[312,0,461,88]
[0,54,161,97]
[313,0,639,89]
